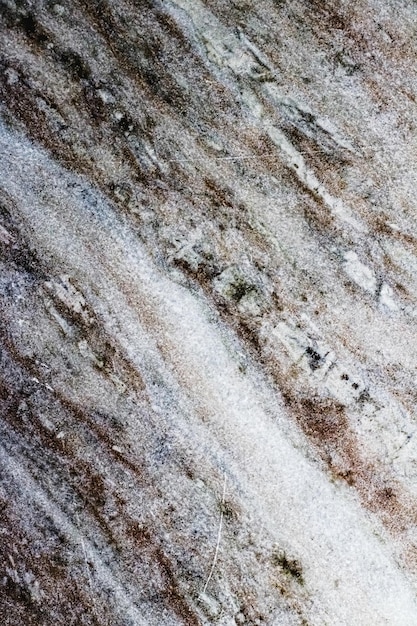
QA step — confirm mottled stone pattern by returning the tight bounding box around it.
[1,1,417,624]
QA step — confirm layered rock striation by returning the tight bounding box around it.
[1,1,417,624]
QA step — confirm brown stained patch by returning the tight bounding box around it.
[282,119,349,169]
[63,461,133,553]
[365,75,396,113]
[198,176,242,234]
[183,182,250,254]
[69,460,107,509]
[42,279,95,328]
[208,86,272,164]
[126,521,200,626]
[169,245,267,381]
[0,59,87,168]
[372,214,396,238]
[55,391,149,483]
[0,6,239,287]
[303,1,349,33]
[303,193,336,234]
[235,318,263,353]
[401,543,417,579]
[372,213,416,247]
[377,248,414,308]
[152,545,201,626]
[220,497,242,524]
[307,3,410,115]
[203,176,236,211]
[0,383,64,460]
[152,5,195,57]
[288,396,348,444]
[172,256,219,290]
[238,129,282,169]
[126,520,153,548]
[243,560,310,626]
[1,53,123,194]
[282,392,417,535]
[82,0,209,118]
[306,1,369,62]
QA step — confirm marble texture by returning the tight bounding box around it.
[1,1,417,624]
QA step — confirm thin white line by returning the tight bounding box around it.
[167,154,274,163]
[202,473,227,595]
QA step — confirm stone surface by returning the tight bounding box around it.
[1,1,417,624]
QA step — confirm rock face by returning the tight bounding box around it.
[1,1,417,624]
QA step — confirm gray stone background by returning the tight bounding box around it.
[1,1,417,624]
